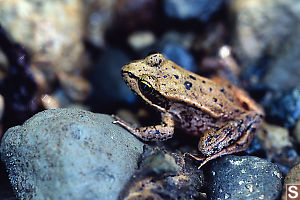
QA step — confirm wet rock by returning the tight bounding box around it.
[164,0,224,22]
[255,123,300,174]
[281,163,300,200]
[58,73,91,102]
[231,0,300,90]
[265,89,300,128]
[262,27,300,90]
[84,0,117,47]
[128,31,156,51]
[121,147,204,200]
[89,48,135,111]
[206,155,282,200]
[293,118,300,144]
[114,0,161,33]
[1,108,144,200]
[162,43,198,73]
[0,162,15,200]
[0,0,87,83]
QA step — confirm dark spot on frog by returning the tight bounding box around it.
[234,109,240,112]
[200,88,203,93]
[163,75,167,78]
[229,98,233,102]
[220,89,226,94]
[189,75,196,80]
[184,81,192,90]
[218,103,223,107]
[172,66,175,69]
[213,98,217,102]
[209,88,212,92]
[174,75,179,79]
[202,80,206,84]
[242,102,249,110]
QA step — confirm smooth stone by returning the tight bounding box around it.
[265,89,300,128]
[162,42,198,73]
[89,47,136,109]
[1,108,144,200]
[281,163,300,200]
[164,0,224,22]
[206,155,282,200]
[231,0,300,90]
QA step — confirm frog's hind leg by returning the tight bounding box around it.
[113,112,175,141]
[197,112,262,168]
[197,125,256,168]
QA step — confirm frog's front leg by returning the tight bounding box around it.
[196,111,262,168]
[113,112,175,141]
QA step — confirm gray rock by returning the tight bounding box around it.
[90,47,136,107]
[162,43,198,73]
[0,108,144,200]
[231,0,300,90]
[207,155,282,200]
[164,0,224,22]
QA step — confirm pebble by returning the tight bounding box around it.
[121,147,203,200]
[89,48,136,110]
[0,108,144,200]
[231,0,300,90]
[84,0,116,47]
[162,43,198,73]
[206,155,282,200]
[294,118,300,143]
[281,163,300,200]
[114,0,160,33]
[0,0,87,84]
[164,0,224,22]
[128,31,156,51]
[255,123,299,174]
[265,89,300,128]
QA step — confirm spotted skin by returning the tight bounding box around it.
[114,53,264,168]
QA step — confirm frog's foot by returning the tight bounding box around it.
[183,152,205,162]
[112,115,138,133]
[113,113,175,142]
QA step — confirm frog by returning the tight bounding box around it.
[114,53,264,168]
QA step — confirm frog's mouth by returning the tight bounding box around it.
[122,70,170,112]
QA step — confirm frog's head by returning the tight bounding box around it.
[121,53,169,112]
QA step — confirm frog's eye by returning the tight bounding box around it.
[139,80,153,94]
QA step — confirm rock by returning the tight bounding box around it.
[262,26,300,90]
[162,43,198,73]
[164,0,224,22]
[282,163,300,200]
[121,147,204,200]
[0,0,87,81]
[206,155,282,200]
[265,89,300,128]
[0,162,15,200]
[294,118,300,143]
[0,108,144,200]
[256,123,292,156]
[128,31,156,51]
[84,0,117,47]
[231,0,300,90]
[255,123,300,174]
[114,0,161,33]
[89,48,136,111]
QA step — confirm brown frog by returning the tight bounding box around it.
[114,53,264,168]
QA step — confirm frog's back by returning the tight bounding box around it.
[158,60,243,118]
